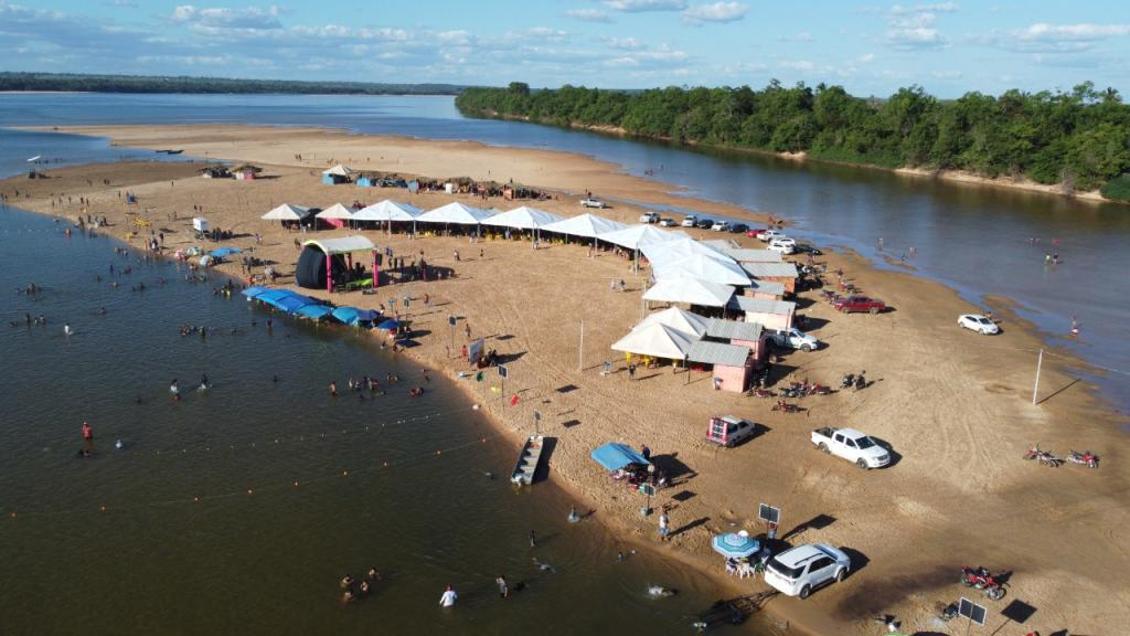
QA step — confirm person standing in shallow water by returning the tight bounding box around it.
[496,575,509,598]
[438,585,457,608]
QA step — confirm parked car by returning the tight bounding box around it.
[763,544,852,598]
[729,223,749,234]
[768,328,820,352]
[958,314,999,335]
[794,242,823,256]
[681,215,698,228]
[746,228,766,238]
[833,295,887,314]
[810,427,890,469]
[705,415,758,447]
[639,211,659,224]
[659,218,677,227]
[768,237,796,254]
[581,198,606,209]
[695,218,715,229]
[711,221,729,232]
[756,229,784,242]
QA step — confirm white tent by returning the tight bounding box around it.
[315,203,355,220]
[641,238,731,267]
[303,235,375,255]
[352,200,421,222]
[261,203,312,221]
[634,306,711,338]
[481,206,564,230]
[643,277,734,308]
[416,201,494,225]
[322,164,353,177]
[652,254,750,286]
[540,213,627,239]
[611,322,695,360]
[597,224,688,250]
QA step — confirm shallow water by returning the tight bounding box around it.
[1,92,1125,412]
[0,207,757,635]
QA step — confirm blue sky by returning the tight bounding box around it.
[0,1,1127,97]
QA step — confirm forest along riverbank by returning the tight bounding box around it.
[0,205,750,636]
[4,130,1128,635]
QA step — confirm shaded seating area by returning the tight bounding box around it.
[295,236,378,293]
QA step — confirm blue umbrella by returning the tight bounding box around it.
[376,318,400,330]
[711,531,760,559]
[210,246,243,259]
[294,304,334,320]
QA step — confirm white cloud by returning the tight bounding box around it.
[1017,23,1130,42]
[779,31,814,42]
[565,8,612,23]
[779,59,815,71]
[605,37,645,50]
[884,2,952,49]
[170,5,282,30]
[604,0,687,13]
[682,1,748,24]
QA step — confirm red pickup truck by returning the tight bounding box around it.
[833,295,887,314]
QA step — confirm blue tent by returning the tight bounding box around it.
[241,286,268,299]
[273,294,319,314]
[331,306,380,326]
[294,304,334,320]
[210,246,242,259]
[590,443,651,471]
[255,289,292,306]
[376,318,400,330]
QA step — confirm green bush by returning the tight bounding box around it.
[1100,174,1130,201]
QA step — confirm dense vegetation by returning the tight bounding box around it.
[0,72,465,96]
[457,81,1130,198]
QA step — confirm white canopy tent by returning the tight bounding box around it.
[315,203,355,220]
[643,277,734,308]
[641,238,731,267]
[540,213,627,242]
[261,203,312,221]
[416,201,495,225]
[611,322,695,360]
[303,235,375,255]
[652,254,751,286]
[634,306,711,338]
[352,200,421,222]
[322,164,353,178]
[597,224,688,250]
[481,206,564,231]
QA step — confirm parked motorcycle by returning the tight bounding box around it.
[841,373,855,389]
[772,400,802,414]
[1023,444,1063,468]
[853,373,867,391]
[1067,450,1099,469]
[959,566,1007,601]
[749,388,775,399]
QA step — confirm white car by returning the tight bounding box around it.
[757,229,784,242]
[581,198,606,209]
[659,218,677,227]
[769,328,820,352]
[639,211,659,224]
[764,544,851,598]
[711,221,729,232]
[958,314,999,335]
[681,215,698,228]
[768,237,796,254]
[811,427,891,469]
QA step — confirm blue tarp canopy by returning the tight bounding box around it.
[332,306,380,325]
[255,289,292,305]
[241,286,268,299]
[295,304,334,320]
[376,318,400,330]
[273,294,319,314]
[210,246,243,258]
[590,443,651,471]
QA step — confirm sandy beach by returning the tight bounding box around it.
[4,125,1128,635]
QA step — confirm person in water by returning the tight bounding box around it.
[329,381,338,397]
[199,374,209,390]
[169,379,180,400]
[438,585,458,608]
[496,575,509,598]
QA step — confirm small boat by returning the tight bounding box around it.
[510,435,544,486]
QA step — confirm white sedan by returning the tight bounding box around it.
[768,237,796,254]
[659,218,677,227]
[958,314,999,335]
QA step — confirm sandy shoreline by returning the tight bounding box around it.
[3,126,1128,635]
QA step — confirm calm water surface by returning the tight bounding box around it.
[0,208,749,635]
[1,93,1124,412]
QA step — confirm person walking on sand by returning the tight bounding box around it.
[658,511,670,542]
[439,585,458,608]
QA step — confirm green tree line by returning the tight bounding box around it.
[0,72,465,96]
[456,81,1130,200]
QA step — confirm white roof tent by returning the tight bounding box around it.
[261,203,313,221]
[322,164,353,177]
[315,203,355,220]
[481,206,564,230]
[643,277,734,308]
[653,254,750,287]
[540,213,627,239]
[611,322,695,360]
[597,224,688,250]
[634,306,711,338]
[352,200,421,222]
[302,236,375,255]
[641,238,731,267]
[417,201,495,225]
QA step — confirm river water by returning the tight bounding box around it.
[1,93,1125,413]
[0,205,741,634]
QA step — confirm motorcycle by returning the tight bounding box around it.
[749,388,775,399]
[841,373,855,389]
[1023,444,1063,468]
[959,566,1007,601]
[1067,450,1099,469]
[772,400,802,414]
[853,373,867,391]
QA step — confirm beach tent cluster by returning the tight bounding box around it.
[241,286,383,327]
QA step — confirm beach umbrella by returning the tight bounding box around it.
[711,531,760,559]
[294,304,334,321]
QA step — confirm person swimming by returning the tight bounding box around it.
[169,379,180,400]
[198,374,209,391]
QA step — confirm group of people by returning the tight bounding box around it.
[339,567,382,604]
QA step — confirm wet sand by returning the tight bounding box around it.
[3,126,1128,635]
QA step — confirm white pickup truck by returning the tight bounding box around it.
[581,198,607,209]
[768,328,820,352]
[811,427,890,469]
[639,211,659,224]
